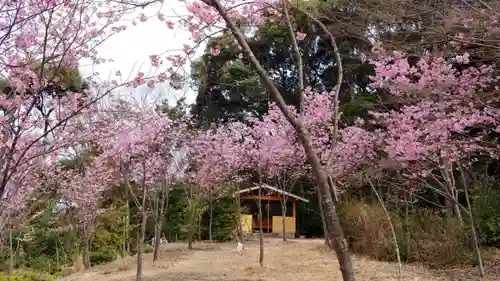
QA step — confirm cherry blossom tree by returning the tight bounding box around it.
[366,43,500,278]
[0,0,176,233]
[99,104,177,281]
[369,43,500,222]
[56,154,117,268]
[181,1,356,278]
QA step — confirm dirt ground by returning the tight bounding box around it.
[59,238,446,281]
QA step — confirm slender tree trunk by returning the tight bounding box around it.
[82,225,91,270]
[317,188,330,247]
[281,199,287,241]
[368,177,402,281]
[404,193,410,263]
[266,198,270,233]
[209,188,213,242]
[258,171,264,267]
[441,167,463,225]
[153,184,169,261]
[56,239,60,269]
[56,237,61,269]
[152,188,160,261]
[153,222,162,261]
[465,184,484,277]
[301,133,354,281]
[236,185,244,243]
[459,166,485,277]
[8,222,13,279]
[83,234,91,269]
[453,195,463,223]
[187,186,194,250]
[328,176,339,202]
[124,200,130,256]
[136,204,148,281]
[209,1,355,279]
[136,164,148,281]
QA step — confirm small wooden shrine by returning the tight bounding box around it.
[235,184,309,238]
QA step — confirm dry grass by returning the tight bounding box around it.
[58,238,445,281]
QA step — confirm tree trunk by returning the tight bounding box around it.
[368,177,402,281]
[136,167,148,281]
[328,176,339,202]
[404,194,410,263]
[136,204,147,281]
[441,167,464,225]
[153,185,169,261]
[465,184,484,277]
[8,223,13,279]
[317,188,330,247]
[299,129,355,281]
[83,235,91,269]
[187,187,195,251]
[453,196,463,224]
[152,188,160,261]
[124,200,130,256]
[459,166,485,277]
[236,185,244,243]
[266,198,270,233]
[56,239,60,269]
[209,188,213,242]
[153,221,162,261]
[258,173,264,267]
[210,2,355,279]
[281,200,287,241]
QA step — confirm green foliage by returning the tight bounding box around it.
[0,272,55,281]
[142,244,154,254]
[472,177,500,246]
[296,196,324,237]
[189,0,374,128]
[92,208,127,255]
[338,200,474,268]
[164,186,190,239]
[181,195,206,242]
[339,93,379,124]
[201,191,239,241]
[0,64,86,95]
[89,251,116,265]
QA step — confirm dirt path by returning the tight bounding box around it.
[59,238,444,281]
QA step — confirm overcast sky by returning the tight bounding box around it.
[79,2,206,108]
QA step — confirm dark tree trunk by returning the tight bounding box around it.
[153,221,162,261]
[258,172,264,267]
[83,235,91,269]
[236,185,244,243]
[153,184,169,261]
[136,163,148,281]
[281,201,287,241]
[317,188,330,247]
[209,188,213,242]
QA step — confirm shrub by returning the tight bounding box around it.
[143,244,154,253]
[201,193,239,241]
[89,249,116,265]
[406,209,472,267]
[0,271,55,281]
[337,200,474,267]
[472,178,500,246]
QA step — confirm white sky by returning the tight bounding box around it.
[79,2,207,108]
